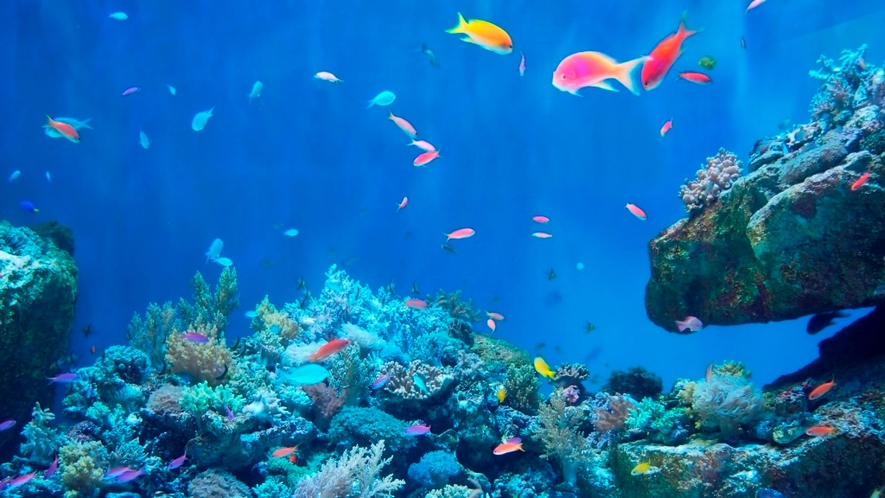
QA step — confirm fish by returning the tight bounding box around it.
[404,423,431,436]
[44,117,92,139]
[422,44,439,67]
[181,332,209,343]
[44,456,58,479]
[248,81,263,101]
[413,374,428,393]
[82,324,92,337]
[678,71,712,84]
[631,462,651,475]
[5,472,36,489]
[272,447,297,458]
[90,346,96,354]
[626,203,647,220]
[493,437,524,455]
[532,216,549,223]
[309,339,351,362]
[225,406,235,421]
[397,197,408,212]
[487,312,505,321]
[806,311,848,334]
[139,130,150,149]
[206,238,223,262]
[805,425,836,437]
[103,466,134,480]
[388,111,417,138]
[405,299,427,309]
[534,343,545,350]
[115,469,144,482]
[497,388,506,403]
[746,0,768,12]
[44,115,80,143]
[46,171,51,182]
[675,316,703,332]
[8,170,20,182]
[706,363,713,382]
[168,453,187,469]
[413,150,441,166]
[47,373,79,383]
[192,108,214,131]
[407,139,436,152]
[641,12,699,91]
[109,12,128,20]
[576,262,585,270]
[547,268,557,280]
[367,91,396,108]
[20,201,39,214]
[371,373,391,390]
[757,489,786,498]
[552,51,647,96]
[585,322,596,333]
[445,13,513,55]
[315,72,343,83]
[698,56,717,70]
[213,257,233,267]
[283,229,299,237]
[741,37,747,50]
[411,283,420,294]
[122,86,140,96]
[0,420,15,431]
[519,51,526,76]
[660,119,673,136]
[297,277,307,290]
[441,244,457,254]
[168,85,177,95]
[851,172,870,191]
[534,357,555,379]
[446,228,475,241]
[487,318,497,332]
[532,232,553,239]
[808,377,836,400]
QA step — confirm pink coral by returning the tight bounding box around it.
[679,148,743,214]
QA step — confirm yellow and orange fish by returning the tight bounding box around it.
[446,13,513,55]
[641,12,699,91]
[808,377,835,401]
[44,115,80,143]
[493,437,523,455]
[497,388,506,403]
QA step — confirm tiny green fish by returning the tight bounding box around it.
[698,56,717,70]
[585,322,596,334]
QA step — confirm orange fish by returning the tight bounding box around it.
[309,339,350,362]
[487,318,497,332]
[626,203,647,221]
[678,71,712,85]
[272,446,297,458]
[413,150,440,167]
[808,377,835,400]
[487,312,505,321]
[532,216,549,224]
[388,111,417,138]
[288,454,298,464]
[44,115,80,143]
[641,12,699,91]
[493,437,524,455]
[90,346,96,354]
[532,232,552,239]
[746,0,767,12]
[660,119,673,137]
[445,228,475,241]
[405,299,428,309]
[552,51,647,96]
[445,13,513,55]
[805,425,836,437]
[397,197,409,211]
[851,172,870,191]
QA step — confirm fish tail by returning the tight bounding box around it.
[445,12,468,34]
[613,56,647,96]
[678,11,702,38]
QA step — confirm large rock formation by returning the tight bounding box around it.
[645,46,885,332]
[0,221,77,455]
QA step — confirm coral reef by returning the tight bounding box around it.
[679,148,744,214]
[294,441,404,498]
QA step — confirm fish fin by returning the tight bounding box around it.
[613,56,648,96]
[460,36,477,44]
[591,80,617,92]
[445,12,468,34]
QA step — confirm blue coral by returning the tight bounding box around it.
[407,451,462,488]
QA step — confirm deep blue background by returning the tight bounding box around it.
[1,0,883,388]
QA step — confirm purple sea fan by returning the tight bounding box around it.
[679,148,743,214]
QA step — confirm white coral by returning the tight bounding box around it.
[243,389,288,424]
[294,440,403,498]
[679,148,743,214]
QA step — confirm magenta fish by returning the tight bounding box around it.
[675,316,703,332]
[121,87,140,96]
[181,332,209,343]
[0,420,15,431]
[225,406,235,421]
[168,453,187,469]
[6,472,36,489]
[115,469,144,483]
[103,466,134,480]
[44,456,58,479]
[47,373,80,384]
[371,373,391,390]
[404,423,431,436]
[0,477,9,491]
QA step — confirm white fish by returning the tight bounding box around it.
[248,81,263,101]
[283,229,299,237]
[407,140,436,152]
[44,117,92,139]
[8,170,20,182]
[45,171,51,183]
[139,130,150,149]
[167,85,177,96]
[191,107,214,131]
[205,238,223,262]
[109,12,128,20]
[213,257,233,267]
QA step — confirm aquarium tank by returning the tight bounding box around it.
[1,0,885,496]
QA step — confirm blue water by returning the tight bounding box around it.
[1,0,883,389]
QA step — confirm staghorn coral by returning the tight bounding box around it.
[679,148,743,214]
[179,268,240,334]
[294,440,404,498]
[534,395,587,485]
[691,373,764,439]
[380,360,454,400]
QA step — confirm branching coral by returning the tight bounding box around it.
[432,289,483,322]
[20,402,65,466]
[380,360,454,400]
[691,373,764,438]
[128,301,177,370]
[303,383,347,430]
[294,440,404,498]
[679,148,743,214]
[181,381,245,416]
[534,396,587,485]
[503,364,540,415]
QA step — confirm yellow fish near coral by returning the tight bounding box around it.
[631,462,651,475]
[533,357,555,379]
[497,388,506,403]
[445,13,513,55]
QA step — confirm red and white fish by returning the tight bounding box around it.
[309,339,350,362]
[388,111,417,138]
[532,216,549,224]
[44,116,80,143]
[641,13,699,91]
[626,203,647,221]
[405,299,428,309]
[493,437,524,455]
[397,197,409,211]
[746,0,768,12]
[181,332,209,343]
[675,316,703,332]
[445,228,475,241]
[532,232,553,239]
[660,119,673,137]
[408,139,436,152]
[552,51,647,96]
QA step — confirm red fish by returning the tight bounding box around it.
[532,216,549,223]
[309,339,350,362]
[413,150,440,167]
[388,111,417,138]
[445,228,475,241]
[660,119,673,137]
[641,12,699,91]
[808,377,835,400]
[626,203,647,221]
[851,172,870,191]
[44,116,80,143]
[493,437,524,455]
[805,425,835,437]
[405,299,427,309]
[487,312,505,321]
[272,446,297,458]
[679,71,712,84]
[487,318,497,332]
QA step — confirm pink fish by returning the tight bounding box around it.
[532,232,552,239]
[405,299,428,309]
[121,87,140,96]
[314,71,343,83]
[660,119,673,137]
[519,51,526,76]
[103,466,134,480]
[404,423,431,436]
[675,316,703,332]
[0,420,15,431]
[168,453,187,469]
[388,111,417,138]
[493,437,524,455]
[746,0,767,12]
[413,150,441,167]
[625,203,647,221]
[407,139,436,152]
[678,71,712,85]
[371,373,391,389]
[115,469,144,483]
[44,457,58,479]
[5,472,36,489]
[532,216,549,223]
[397,197,408,212]
[552,51,647,96]
[181,332,209,343]
[445,228,475,241]
[47,373,80,383]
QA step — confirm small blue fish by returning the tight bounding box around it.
[283,229,299,237]
[20,201,39,213]
[8,170,20,182]
[244,311,258,318]
[413,374,428,394]
[367,91,396,108]
[371,373,391,390]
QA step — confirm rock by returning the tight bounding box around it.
[0,221,77,457]
[645,124,885,330]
